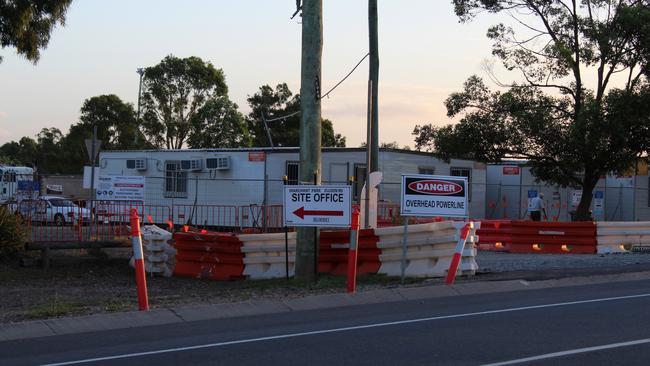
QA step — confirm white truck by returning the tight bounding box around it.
[0,165,37,204]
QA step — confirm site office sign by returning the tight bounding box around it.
[283,185,351,227]
[400,174,468,218]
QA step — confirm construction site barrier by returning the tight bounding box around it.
[374,221,479,278]
[239,231,296,279]
[508,221,597,254]
[239,229,380,279]
[596,222,650,254]
[173,231,244,280]
[319,229,381,276]
[476,220,512,251]
[129,225,175,277]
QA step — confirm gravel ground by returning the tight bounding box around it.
[477,251,650,272]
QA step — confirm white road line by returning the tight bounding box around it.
[482,338,650,366]
[40,292,650,366]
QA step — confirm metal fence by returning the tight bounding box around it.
[5,173,650,244]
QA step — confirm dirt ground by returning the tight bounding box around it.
[4,250,649,324]
[0,250,430,324]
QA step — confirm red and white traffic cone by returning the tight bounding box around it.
[130,208,149,311]
[347,208,361,293]
[445,222,473,285]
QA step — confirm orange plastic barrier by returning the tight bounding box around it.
[318,229,380,275]
[508,221,597,254]
[476,220,512,251]
[173,231,244,280]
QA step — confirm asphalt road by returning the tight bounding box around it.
[2,280,650,366]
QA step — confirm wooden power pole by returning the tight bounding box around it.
[369,0,379,173]
[295,0,323,282]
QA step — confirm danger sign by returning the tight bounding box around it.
[283,185,351,227]
[400,174,468,218]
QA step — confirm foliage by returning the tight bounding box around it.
[414,0,650,220]
[187,97,252,148]
[246,83,346,147]
[141,55,228,149]
[0,0,72,63]
[0,206,26,261]
[61,95,150,172]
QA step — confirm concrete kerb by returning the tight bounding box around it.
[2,270,650,342]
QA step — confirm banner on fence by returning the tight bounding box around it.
[96,175,145,201]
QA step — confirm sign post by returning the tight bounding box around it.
[400,174,469,284]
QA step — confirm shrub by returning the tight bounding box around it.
[0,206,27,260]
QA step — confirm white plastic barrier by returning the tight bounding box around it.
[239,232,296,279]
[130,225,175,277]
[375,221,479,278]
[596,221,650,254]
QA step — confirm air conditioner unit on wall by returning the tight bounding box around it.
[127,158,147,171]
[135,159,147,171]
[181,159,203,171]
[207,156,230,170]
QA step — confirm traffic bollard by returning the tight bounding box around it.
[444,222,473,285]
[347,208,361,293]
[130,208,149,311]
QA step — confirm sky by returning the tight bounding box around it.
[0,1,504,148]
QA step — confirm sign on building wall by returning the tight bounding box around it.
[283,185,351,227]
[502,166,520,175]
[96,176,145,201]
[400,174,468,218]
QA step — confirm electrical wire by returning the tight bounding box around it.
[320,52,370,100]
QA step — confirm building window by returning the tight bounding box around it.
[450,167,472,201]
[126,160,136,169]
[418,167,435,175]
[164,161,188,198]
[286,161,299,185]
[353,164,367,202]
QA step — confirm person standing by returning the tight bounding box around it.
[529,193,547,221]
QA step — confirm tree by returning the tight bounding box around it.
[414,0,650,221]
[187,97,252,148]
[35,127,64,173]
[0,0,72,63]
[246,83,346,147]
[140,55,228,149]
[59,95,149,173]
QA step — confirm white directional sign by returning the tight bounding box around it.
[283,185,351,227]
[400,174,468,218]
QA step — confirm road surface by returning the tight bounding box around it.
[2,279,649,365]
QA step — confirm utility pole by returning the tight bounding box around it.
[136,68,145,145]
[369,0,379,173]
[295,0,322,282]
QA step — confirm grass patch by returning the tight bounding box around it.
[23,300,84,320]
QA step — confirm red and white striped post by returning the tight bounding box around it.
[130,208,149,311]
[445,222,473,285]
[347,208,361,293]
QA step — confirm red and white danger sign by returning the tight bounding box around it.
[400,174,468,218]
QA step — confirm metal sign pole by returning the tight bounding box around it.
[401,216,409,284]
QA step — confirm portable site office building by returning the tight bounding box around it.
[98,148,486,227]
